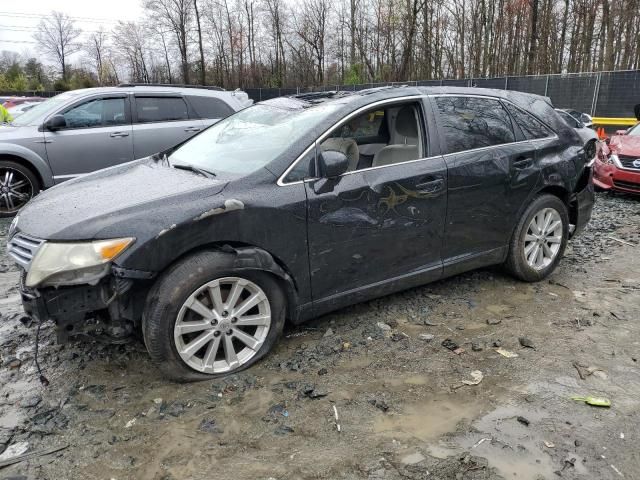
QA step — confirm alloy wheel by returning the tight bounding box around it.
[524,207,563,271]
[174,276,271,374]
[0,168,33,214]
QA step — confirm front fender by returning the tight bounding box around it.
[0,142,54,187]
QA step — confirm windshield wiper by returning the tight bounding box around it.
[172,163,217,179]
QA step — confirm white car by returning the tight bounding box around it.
[6,102,40,119]
[555,109,598,159]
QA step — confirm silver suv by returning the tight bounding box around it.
[0,84,252,216]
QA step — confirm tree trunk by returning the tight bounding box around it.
[193,0,206,85]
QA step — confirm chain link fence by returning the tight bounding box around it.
[245,69,640,118]
[4,70,640,118]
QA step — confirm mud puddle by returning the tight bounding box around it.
[374,395,483,442]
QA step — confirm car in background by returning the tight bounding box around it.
[555,109,598,159]
[7,86,594,380]
[594,122,640,194]
[0,84,252,216]
[2,97,45,109]
[6,102,40,119]
[559,108,593,128]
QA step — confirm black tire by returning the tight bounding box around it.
[142,251,286,382]
[0,160,40,218]
[504,194,569,282]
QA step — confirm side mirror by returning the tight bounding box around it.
[317,150,349,179]
[44,114,66,131]
[615,129,628,136]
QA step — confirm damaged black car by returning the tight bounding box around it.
[7,86,595,381]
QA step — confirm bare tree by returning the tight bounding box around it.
[85,29,109,85]
[193,0,206,85]
[112,22,151,83]
[34,11,81,81]
[144,0,193,83]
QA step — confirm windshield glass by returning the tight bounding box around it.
[168,102,342,176]
[627,123,640,136]
[11,92,81,126]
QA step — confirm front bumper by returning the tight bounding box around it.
[593,160,640,194]
[19,271,149,343]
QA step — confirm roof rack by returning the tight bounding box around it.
[117,83,225,91]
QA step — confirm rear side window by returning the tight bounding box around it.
[135,97,188,123]
[187,96,234,119]
[504,103,553,139]
[435,96,515,154]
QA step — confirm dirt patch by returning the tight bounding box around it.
[0,192,639,479]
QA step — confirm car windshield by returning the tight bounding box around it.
[168,102,342,176]
[627,123,640,136]
[10,92,80,126]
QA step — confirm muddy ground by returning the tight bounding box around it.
[0,192,639,480]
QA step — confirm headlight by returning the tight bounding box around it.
[599,153,616,165]
[26,237,134,287]
[8,215,18,238]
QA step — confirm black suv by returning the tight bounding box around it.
[8,86,594,381]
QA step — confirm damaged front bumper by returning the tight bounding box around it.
[18,266,153,343]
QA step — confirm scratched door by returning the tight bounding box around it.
[305,156,448,301]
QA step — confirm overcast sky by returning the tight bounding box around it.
[0,1,143,62]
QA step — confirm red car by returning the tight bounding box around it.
[2,97,44,108]
[594,123,640,194]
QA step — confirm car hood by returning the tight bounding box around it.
[609,135,640,157]
[0,124,36,141]
[16,158,227,241]
[575,127,598,144]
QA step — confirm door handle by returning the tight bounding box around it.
[415,178,444,194]
[184,126,201,132]
[110,131,129,138]
[513,156,534,169]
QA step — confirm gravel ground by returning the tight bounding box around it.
[0,192,639,480]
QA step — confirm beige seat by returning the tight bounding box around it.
[372,106,419,167]
[320,137,360,171]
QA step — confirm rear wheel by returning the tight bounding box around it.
[504,194,569,282]
[143,251,286,381]
[0,160,39,217]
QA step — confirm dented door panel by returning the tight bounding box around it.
[442,141,540,261]
[305,157,447,301]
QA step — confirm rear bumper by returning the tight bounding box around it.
[593,160,640,194]
[570,167,595,238]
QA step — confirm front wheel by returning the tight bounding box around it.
[143,251,286,381]
[0,160,40,217]
[504,194,569,282]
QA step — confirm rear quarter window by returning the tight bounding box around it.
[503,103,554,140]
[187,96,235,119]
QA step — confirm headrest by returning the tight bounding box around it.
[396,106,418,138]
